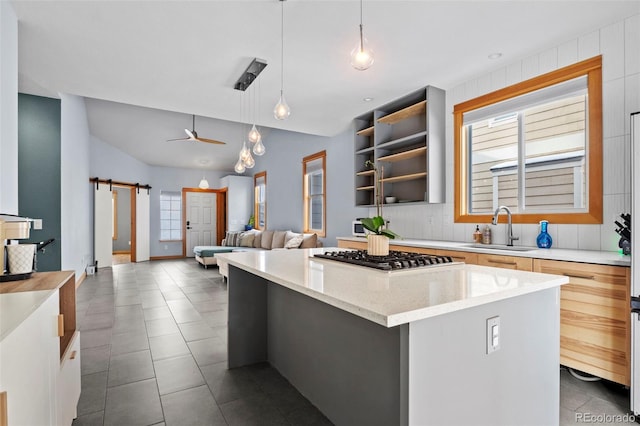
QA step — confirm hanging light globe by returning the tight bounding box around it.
[248,124,262,144]
[234,157,246,174]
[240,141,251,162]
[243,151,255,169]
[198,177,209,189]
[252,139,266,156]
[273,91,291,120]
[350,34,374,71]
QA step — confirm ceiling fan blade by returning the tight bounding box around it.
[196,137,226,145]
[184,129,195,139]
[166,137,189,142]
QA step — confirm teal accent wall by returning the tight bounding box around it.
[18,93,61,272]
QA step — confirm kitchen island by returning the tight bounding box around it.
[217,248,568,426]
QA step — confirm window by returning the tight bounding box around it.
[254,171,267,230]
[303,151,326,237]
[454,56,602,224]
[160,191,182,241]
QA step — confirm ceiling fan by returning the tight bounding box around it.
[167,115,226,145]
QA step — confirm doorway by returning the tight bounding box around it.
[182,188,227,257]
[112,186,132,265]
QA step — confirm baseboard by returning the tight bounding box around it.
[76,271,87,289]
[150,255,185,261]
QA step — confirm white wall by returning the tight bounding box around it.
[220,175,252,232]
[60,94,92,277]
[149,165,227,257]
[377,12,640,252]
[0,1,18,214]
[253,127,367,246]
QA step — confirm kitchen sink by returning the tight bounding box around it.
[464,244,537,252]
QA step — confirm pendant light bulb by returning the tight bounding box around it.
[198,177,209,189]
[234,156,246,174]
[351,31,374,70]
[240,141,251,162]
[351,0,374,71]
[248,124,261,144]
[274,91,291,120]
[252,139,266,156]
[243,152,255,169]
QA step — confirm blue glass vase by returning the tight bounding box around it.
[536,220,553,249]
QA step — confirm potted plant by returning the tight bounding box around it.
[245,214,255,231]
[362,160,399,256]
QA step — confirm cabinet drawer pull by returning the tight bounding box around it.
[487,259,517,266]
[562,272,595,280]
[57,314,64,337]
[70,350,77,360]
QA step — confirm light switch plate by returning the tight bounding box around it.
[487,316,500,354]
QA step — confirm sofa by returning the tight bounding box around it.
[193,229,322,272]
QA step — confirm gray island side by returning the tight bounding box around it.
[216,248,568,426]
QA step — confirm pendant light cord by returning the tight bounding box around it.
[280,0,284,94]
[359,0,364,51]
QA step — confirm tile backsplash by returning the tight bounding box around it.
[370,13,639,253]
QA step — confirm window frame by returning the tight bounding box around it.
[159,191,182,242]
[453,55,602,224]
[254,171,267,230]
[302,150,327,237]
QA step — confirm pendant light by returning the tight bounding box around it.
[247,83,262,143]
[350,0,374,71]
[234,154,246,174]
[198,177,209,189]
[274,0,291,120]
[252,77,266,156]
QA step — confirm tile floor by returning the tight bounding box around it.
[72,259,634,426]
[72,259,331,426]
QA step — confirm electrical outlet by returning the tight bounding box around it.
[487,316,500,354]
[164,245,168,250]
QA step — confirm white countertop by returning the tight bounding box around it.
[0,289,56,341]
[216,248,567,327]
[337,236,631,267]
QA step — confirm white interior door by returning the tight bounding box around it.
[94,182,113,268]
[136,189,150,262]
[186,192,216,257]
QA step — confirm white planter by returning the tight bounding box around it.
[367,235,390,256]
[6,244,35,274]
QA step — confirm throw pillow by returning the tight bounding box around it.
[253,231,262,248]
[284,231,302,245]
[239,232,255,247]
[300,233,318,248]
[284,234,304,248]
[261,230,274,249]
[271,230,288,249]
[224,231,242,247]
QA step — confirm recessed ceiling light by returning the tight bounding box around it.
[199,159,210,165]
[488,52,502,60]
[363,97,374,102]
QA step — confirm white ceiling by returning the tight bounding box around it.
[11,0,640,171]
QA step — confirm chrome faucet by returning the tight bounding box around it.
[492,205,519,246]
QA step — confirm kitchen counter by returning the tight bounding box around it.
[219,248,565,425]
[217,248,567,327]
[337,236,630,267]
[0,270,75,341]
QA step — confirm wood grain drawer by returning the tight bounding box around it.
[476,254,533,271]
[533,259,630,385]
[337,240,367,250]
[434,249,478,264]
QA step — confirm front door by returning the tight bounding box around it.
[185,191,217,257]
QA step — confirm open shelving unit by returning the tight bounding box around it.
[353,86,445,207]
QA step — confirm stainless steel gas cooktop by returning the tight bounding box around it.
[313,250,457,271]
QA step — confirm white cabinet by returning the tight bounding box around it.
[0,290,60,426]
[0,271,80,426]
[57,331,81,426]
